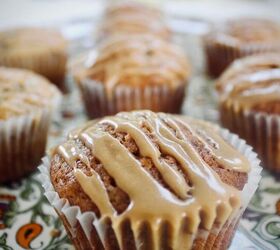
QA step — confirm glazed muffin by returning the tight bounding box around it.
[0,67,61,182]
[73,35,190,118]
[97,2,170,41]
[0,27,67,90]
[216,53,280,172]
[105,1,164,19]
[203,18,280,77]
[40,110,261,250]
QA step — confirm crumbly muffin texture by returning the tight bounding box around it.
[50,110,251,249]
[0,67,60,120]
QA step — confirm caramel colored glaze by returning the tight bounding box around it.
[105,1,164,20]
[99,13,170,40]
[52,111,250,249]
[0,27,66,54]
[74,35,190,98]
[216,54,280,112]
[206,19,280,45]
[0,67,60,120]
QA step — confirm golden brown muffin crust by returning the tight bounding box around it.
[0,27,66,55]
[206,18,280,45]
[0,67,60,120]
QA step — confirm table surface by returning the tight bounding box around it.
[0,1,280,249]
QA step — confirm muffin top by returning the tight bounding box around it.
[99,2,170,40]
[0,67,60,120]
[0,27,66,55]
[74,35,190,96]
[50,110,250,238]
[216,54,280,114]
[98,13,170,40]
[105,1,164,19]
[206,18,280,46]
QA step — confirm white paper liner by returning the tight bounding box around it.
[78,78,186,118]
[220,102,280,172]
[203,36,280,77]
[0,91,61,182]
[38,125,262,249]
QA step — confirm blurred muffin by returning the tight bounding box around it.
[40,110,261,250]
[105,1,163,18]
[97,1,170,41]
[73,35,190,118]
[0,67,61,182]
[217,53,280,172]
[0,27,67,90]
[203,18,280,77]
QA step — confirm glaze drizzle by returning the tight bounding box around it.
[54,111,250,249]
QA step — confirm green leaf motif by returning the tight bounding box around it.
[54,217,62,229]
[262,188,280,194]
[41,214,52,226]
[0,233,7,244]
[249,191,267,210]
[9,201,18,212]
[20,182,34,200]
[266,221,280,237]
[0,233,13,250]
[3,214,15,228]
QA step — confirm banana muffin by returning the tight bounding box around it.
[0,27,67,89]
[216,53,280,172]
[98,2,170,41]
[203,18,280,77]
[40,110,261,250]
[73,35,190,118]
[0,67,61,182]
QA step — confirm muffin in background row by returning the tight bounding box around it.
[0,27,67,90]
[216,53,280,172]
[97,1,170,41]
[39,110,261,250]
[73,34,190,118]
[0,67,61,182]
[204,18,280,77]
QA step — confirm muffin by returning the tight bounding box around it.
[0,67,61,182]
[203,18,280,77]
[73,35,190,118]
[0,27,67,90]
[105,1,164,19]
[216,53,280,172]
[39,110,261,250]
[98,2,170,41]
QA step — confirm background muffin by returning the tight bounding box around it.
[203,18,280,77]
[216,54,280,172]
[40,110,261,250]
[73,35,190,118]
[97,1,170,41]
[0,27,67,90]
[0,67,61,182]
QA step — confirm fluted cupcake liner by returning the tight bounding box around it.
[0,93,61,183]
[220,102,280,172]
[203,37,280,77]
[78,78,187,119]
[38,127,262,250]
[0,50,67,90]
